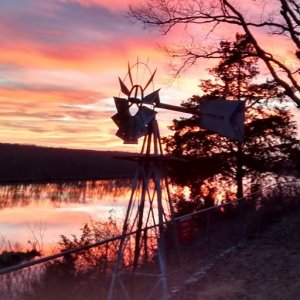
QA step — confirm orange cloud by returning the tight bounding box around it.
[0,0,298,152]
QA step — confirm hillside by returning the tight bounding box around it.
[171,209,300,299]
[0,143,136,183]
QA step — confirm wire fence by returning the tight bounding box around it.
[1,179,300,300]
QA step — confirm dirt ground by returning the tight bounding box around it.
[172,209,300,300]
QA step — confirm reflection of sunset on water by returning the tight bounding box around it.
[0,180,132,253]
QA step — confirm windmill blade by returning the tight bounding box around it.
[136,106,157,126]
[116,129,138,144]
[128,62,133,87]
[114,97,129,113]
[111,112,129,128]
[115,114,149,144]
[144,69,157,91]
[114,107,155,139]
[143,89,160,105]
[112,98,131,128]
[199,99,245,142]
[123,138,138,145]
[131,117,149,139]
[118,77,130,96]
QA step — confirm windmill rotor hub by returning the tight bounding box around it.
[127,85,144,116]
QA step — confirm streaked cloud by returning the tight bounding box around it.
[0,0,169,151]
[0,0,298,151]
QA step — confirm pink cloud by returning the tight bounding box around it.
[0,0,298,152]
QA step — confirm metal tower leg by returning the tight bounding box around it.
[107,120,174,300]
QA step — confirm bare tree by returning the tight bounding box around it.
[129,0,300,107]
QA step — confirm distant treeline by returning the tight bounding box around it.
[0,143,136,183]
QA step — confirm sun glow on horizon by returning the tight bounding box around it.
[0,0,299,152]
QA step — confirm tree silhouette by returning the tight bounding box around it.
[130,0,300,107]
[164,34,300,203]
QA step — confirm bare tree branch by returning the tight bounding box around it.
[223,0,300,106]
[129,0,300,107]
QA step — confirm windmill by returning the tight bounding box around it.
[108,60,245,300]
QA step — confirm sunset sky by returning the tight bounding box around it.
[0,0,299,152]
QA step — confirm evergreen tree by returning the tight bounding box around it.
[165,34,299,204]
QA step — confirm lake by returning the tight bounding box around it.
[0,180,133,253]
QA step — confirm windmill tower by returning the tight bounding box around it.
[108,60,245,300]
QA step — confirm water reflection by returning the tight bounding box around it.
[0,179,132,209]
[0,180,132,251]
